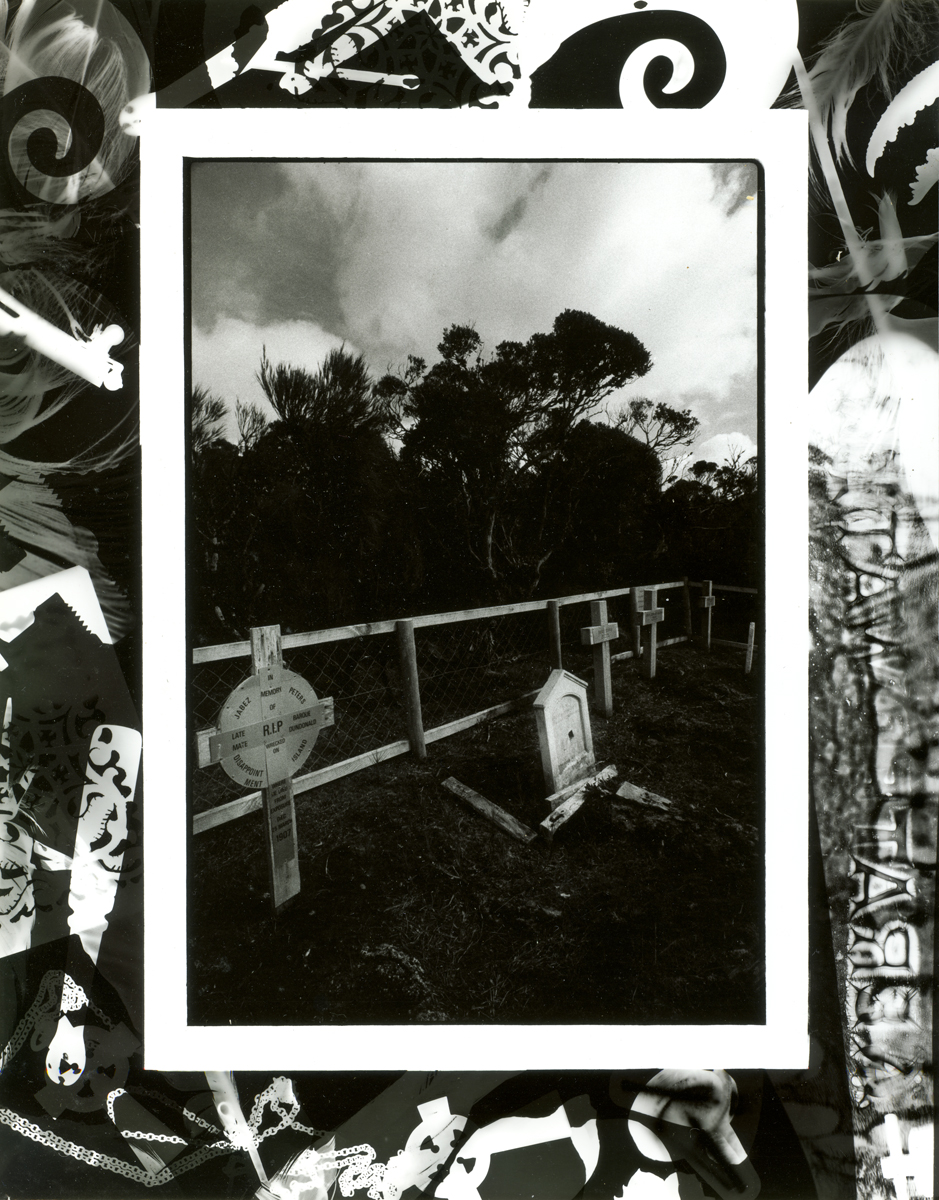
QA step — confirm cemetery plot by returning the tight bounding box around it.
[189,582,759,832]
[189,642,762,1027]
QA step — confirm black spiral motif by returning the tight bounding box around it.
[530,11,726,109]
[0,76,106,208]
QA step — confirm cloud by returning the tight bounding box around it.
[190,162,346,337]
[190,160,758,443]
[692,431,758,466]
[191,316,350,440]
[709,162,759,217]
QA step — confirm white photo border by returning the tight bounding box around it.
[141,108,808,1073]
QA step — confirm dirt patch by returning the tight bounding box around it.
[189,644,763,1025]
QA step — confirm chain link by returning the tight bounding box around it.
[125,1085,224,1136]
[0,1106,231,1186]
[3,1050,327,1188]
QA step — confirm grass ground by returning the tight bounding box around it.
[189,643,763,1025]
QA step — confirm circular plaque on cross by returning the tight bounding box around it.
[210,666,329,789]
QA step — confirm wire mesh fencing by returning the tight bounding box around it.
[190,652,253,815]
[417,608,553,731]
[709,586,760,646]
[284,633,403,768]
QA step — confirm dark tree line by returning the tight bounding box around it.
[190,311,758,643]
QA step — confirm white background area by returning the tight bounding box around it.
[141,108,808,1072]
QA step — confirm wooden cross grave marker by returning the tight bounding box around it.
[635,587,665,680]
[204,625,334,911]
[699,579,716,650]
[580,599,619,717]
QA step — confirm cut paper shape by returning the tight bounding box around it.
[865,59,939,176]
[0,284,124,390]
[0,565,114,652]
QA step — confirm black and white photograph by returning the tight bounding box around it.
[184,156,766,1028]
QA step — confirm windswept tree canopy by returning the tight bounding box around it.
[257,345,389,439]
[190,384,228,457]
[189,315,758,635]
[378,309,653,462]
[654,450,760,584]
[190,347,416,637]
[375,310,653,600]
[615,397,700,457]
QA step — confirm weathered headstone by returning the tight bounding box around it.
[205,625,334,911]
[580,599,619,717]
[533,669,595,800]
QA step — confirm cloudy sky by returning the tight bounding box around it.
[190,159,758,465]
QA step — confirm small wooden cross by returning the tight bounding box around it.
[635,587,665,680]
[581,600,619,717]
[699,579,716,650]
[205,625,334,911]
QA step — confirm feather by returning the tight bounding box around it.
[804,0,935,168]
[809,228,937,293]
[809,292,901,341]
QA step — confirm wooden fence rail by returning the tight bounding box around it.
[192,578,712,665]
[192,577,758,833]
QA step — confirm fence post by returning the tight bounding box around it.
[396,618,426,760]
[745,622,756,675]
[629,588,642,658]
[682,577,693,638]
[547,600,563,670]
[699,579,715,651]
[251,624,282,675]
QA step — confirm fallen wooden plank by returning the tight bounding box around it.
[539,793,587,843]
[442,777,537,844]
[615,781,673,811]
[540,770,619,842]
[545,764,616,810]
